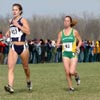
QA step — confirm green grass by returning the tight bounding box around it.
[0,62,100,100]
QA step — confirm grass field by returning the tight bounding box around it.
[0,63,100,100]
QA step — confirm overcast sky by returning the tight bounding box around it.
[0,0,100,18]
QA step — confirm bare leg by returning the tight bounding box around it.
[70,57,78,76]
[7,48,18,87]
[20,49,30,81]
[20,48,32,90]
[70,57,80,85]
[63,57,73,88]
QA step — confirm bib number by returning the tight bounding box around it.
[10,27,23,38]
[11,29,17,34]
[62,43,72,51]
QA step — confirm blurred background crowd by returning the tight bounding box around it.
[0,32,100,64]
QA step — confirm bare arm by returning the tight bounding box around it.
[56,31,62,48]
[13,18,30,35]
[74,29,82,49]
[5,29,10,37]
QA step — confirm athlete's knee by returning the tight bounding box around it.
[8,63,14,70]
[69,70,75,75]
[23,64,29,70]
[65,71,70,76]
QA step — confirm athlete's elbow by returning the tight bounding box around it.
[26,30,30,35]
[27,31,30,35]
[80,40,82,45]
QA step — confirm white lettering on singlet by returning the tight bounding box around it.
[62,37,73,41]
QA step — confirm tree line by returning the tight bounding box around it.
[0,13,100,41]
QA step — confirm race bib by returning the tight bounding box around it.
[62,43,72,51]
[10,27,23,38]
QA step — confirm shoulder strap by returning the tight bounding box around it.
[61,29,64,36]
[18,17,23,22]
[18,17,23,26]
[9,18,13,25]
[70,28,74,35]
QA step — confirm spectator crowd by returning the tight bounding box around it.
[0,36,100,64]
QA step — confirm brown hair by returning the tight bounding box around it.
[65,16,77,27]
[12,3,23,15]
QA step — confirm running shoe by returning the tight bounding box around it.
[75,74,81,85]
[68,87,75,92]
[4,84,14,93]
[27,81,32,90]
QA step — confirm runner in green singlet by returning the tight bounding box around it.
[56,16,82,91]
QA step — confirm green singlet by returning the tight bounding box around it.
[61,28,77,59]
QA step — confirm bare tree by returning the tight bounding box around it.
[0,13,100,41]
